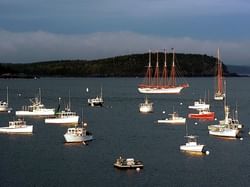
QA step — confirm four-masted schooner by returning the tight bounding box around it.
[138,48,189,94]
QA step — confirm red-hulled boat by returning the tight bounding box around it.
[188,110,215,121]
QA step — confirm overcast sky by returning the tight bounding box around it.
[0,0,250,65]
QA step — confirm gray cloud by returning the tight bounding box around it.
[0,29,249,65]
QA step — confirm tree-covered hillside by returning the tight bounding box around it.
[0,52,231,77]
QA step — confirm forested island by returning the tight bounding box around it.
[0,52,237,78]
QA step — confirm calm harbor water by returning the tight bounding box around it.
[0,77,250,186]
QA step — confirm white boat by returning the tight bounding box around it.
[88,88,104,107]
[208,106,240,138]
[138,49,189,94]
[139,96,153,113]
[158,111,186,124]
[45,97,79,124]
[0,118,33,133]
[188,99,210,110]
[64,123,93,143]
[214,48,225,101]
[180,135,205,153]
[114,156,144,169]
[0,87,12,112]
[16,88,55,116]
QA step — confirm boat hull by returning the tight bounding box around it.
[209,128,239,138]
[139,106,153,113]
[16,109,55,116]
[180,144,204,152]
[157,118,186,124]
[64,134,93,143]
[0,125,33,133]
[114,163,144,169]
[188,112,214,120]
[138,86,184,94]
[45,116,79,124]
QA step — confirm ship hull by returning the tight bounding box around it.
[45,116,79,124]
[138,86,184,94]
[0,125,33,133]
[188,112,214,120]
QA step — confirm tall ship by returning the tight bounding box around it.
[138,48,189,94]
[214,48,225,101]
[16,88,55,116]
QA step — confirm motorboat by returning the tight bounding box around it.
[0,118,33,133]
[139,96,153,113]
[45,110,79,124]
[0,87,12,113]
[45,97,79,124]
[188,99,209,110]
[114,156,144,169]
[16,88,55,116]
[208,105,240,138]
[188,109,215,121]
[88,88,104,107]
[64,122,93,143]
[158,112,186,124]
[180,135,205,153]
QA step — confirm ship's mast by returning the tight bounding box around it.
[162,49,168,86]
[169,48,176,86]
[154,51,159,86]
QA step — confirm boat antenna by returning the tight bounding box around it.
[6,86,9,104]
[68,90,71,110]
[100,86,103,98]
[39,88,41,103]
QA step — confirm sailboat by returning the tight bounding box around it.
[138,48,189,94]
[0,87,12,113]
[214,48,225,101]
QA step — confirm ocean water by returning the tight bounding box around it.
[0,77,250,187]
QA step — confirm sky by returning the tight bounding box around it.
[0,0,250,65]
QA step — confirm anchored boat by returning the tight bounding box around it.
[0,118,33,134]
[114,156,144,169]
[138,48,189,94]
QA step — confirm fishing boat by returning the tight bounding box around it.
[0,118,33,133]
[139,96,153,113]
[158,111,186,124]
[180,135,205,153]
[208,104,240,137]
[64,123,93,143]
[188,109,215,121]
[0,87,12,112]
[180,117,206,153]
[45,97,79,124]
[16,88,55,116]
[88,88,104,107]
[214,48,225,101]
[188,99,209,110]
[138,48,189,94]
[64,109,93,143]
[114,156,144,169]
